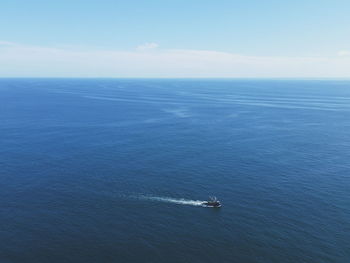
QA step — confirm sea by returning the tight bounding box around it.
[1,79,350,263]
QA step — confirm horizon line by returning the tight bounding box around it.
[1,77,350,80]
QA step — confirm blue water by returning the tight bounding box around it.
[1,79,350,263]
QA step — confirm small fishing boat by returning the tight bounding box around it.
[202,196,221,208]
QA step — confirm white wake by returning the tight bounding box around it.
[141,196,204,206]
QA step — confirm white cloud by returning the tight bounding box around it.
[136,42,159,51]
[0,41,17,46]
[0,41,349,78]
[338,50,350,57]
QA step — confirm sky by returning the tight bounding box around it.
[0,0,349,78]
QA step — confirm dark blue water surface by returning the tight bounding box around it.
[1,79,350,263]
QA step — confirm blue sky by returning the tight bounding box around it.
[1,0,350,77]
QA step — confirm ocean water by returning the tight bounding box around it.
[1,79,350,263]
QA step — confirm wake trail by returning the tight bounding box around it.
[139,195,205,207]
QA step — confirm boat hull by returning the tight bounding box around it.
[202,202,221,208]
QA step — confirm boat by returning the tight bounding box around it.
[202,196,221,207]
